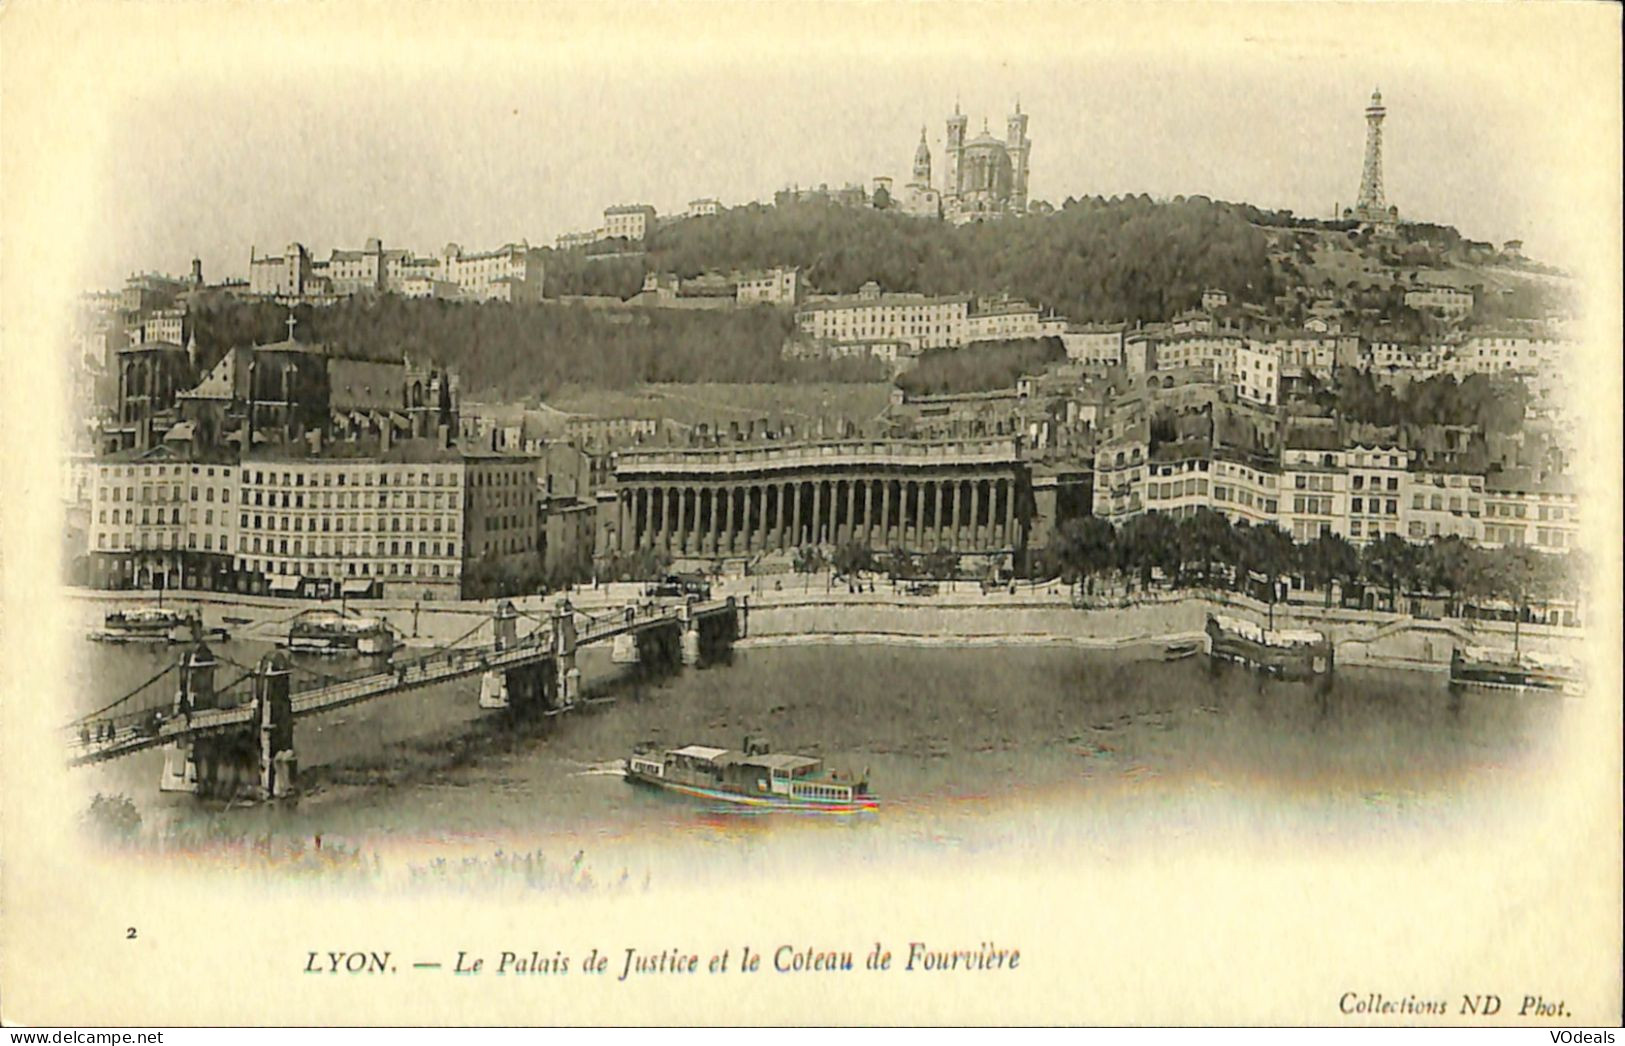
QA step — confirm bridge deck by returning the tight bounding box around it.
[68,599,733,766]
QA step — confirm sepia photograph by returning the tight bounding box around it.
[1,0,1620,1029]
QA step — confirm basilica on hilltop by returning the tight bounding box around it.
[894,102,1032,223]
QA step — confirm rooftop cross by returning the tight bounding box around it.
[285,314,297,341]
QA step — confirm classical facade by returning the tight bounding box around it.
[600,438,1030,560]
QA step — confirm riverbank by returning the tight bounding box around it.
[64,581,1585,674]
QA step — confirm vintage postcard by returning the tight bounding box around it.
[1,0,1620,1028]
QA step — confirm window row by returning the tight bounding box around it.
[239,513,460,534]
[239,536,463,558]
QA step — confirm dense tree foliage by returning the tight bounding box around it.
[895,338,1065,396]
[544,195,1279,325]
[187,296,883,399]
[1335,370,1531,434]
[1039,509,1581,614]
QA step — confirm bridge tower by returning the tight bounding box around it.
[478,669,510,709]
[553,603,580,709]
[677,603,701,666]
[160,641,261,799]
[254,651,297,799]
[493,599,518,650]
[479,600,522,708]
[159,642,217,793]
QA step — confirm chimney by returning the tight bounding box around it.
[307,429,323,453]
[381,421,393,452]
[438,423,450,450]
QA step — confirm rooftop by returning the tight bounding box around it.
[243,437,538,465]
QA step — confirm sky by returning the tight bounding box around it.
[6,2,1614,290]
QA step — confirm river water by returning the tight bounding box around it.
[69,634,1569,888]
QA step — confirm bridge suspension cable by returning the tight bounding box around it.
[67,660,178,727]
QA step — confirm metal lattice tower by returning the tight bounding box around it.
[1356,88,1387,212]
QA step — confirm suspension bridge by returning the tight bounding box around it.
[66,596,747,799]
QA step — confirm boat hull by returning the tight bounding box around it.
[287,633,396,656]
[1205,618,1332,679]
[88,629,174,644]
[625,771,879,813]
[1450,657,1582,696]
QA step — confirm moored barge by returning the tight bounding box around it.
[287,610,398,655]
[90,606,202,644]
[1450,644,1582,696]
[1205,613,1333,679]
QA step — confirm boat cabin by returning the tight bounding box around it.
[635,743,857,799]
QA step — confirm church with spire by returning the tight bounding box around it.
[896,126,944,218]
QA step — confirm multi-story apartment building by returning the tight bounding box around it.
[87,451,240,591]
[1233,342,1280,408]
[1481,468,1579,552]
[437,243,545,302]
[1366,338,1453,375]
[138,307,187,346]
[562,415,665,449]
[1141,442,1213,520]
[249,243,332,300]
[736,267,801,306]
[1456,333,1568,377]
[964,297,1042,343]
[556,229,603,250]
[1059,324,1126,366]
[686,198,721,218]
[1279,424,1347,541]
[1403,285,1474,319]
[1210,451,1282,528]
[795,283,972,353]
[1404,469,1485,543]
[1152,332,1244,383]
[233,440,540,599]
[1344,444,1407,545]
[1091,427,1148,523]
[1265,333,1340,378]
[251,239,542,302]
[604,204,657,241]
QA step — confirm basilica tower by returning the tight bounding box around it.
[913,127,932,185]
[946,104,968,199]
[1007,100,1031,213]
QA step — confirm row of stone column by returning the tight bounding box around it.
[614,476,1019,556]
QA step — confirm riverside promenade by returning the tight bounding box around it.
[64,576,1586,675]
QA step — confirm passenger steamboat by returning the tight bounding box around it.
[1205,613,1333,679]
[1450,644,1582,696]
[286,610,398,655]
[624,736,878,812]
